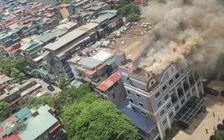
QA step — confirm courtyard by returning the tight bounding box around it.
[173,80,224,140]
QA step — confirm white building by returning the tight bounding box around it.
[118,61,204,140]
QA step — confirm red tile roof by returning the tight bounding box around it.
[57,4,69,9]
[0,84,7,90]
[45,13,55,18]
[84,69,97,75]
[131,0,147,5]
[97,70,121,92]
[0,126,3,133]
[9,97,23,107]
[1,134,21,140]
[97,64,105,70]
[6,114,16,122]
[4,43,21,54]
[49,121,61,134]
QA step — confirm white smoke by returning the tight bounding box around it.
[137,0,224,77]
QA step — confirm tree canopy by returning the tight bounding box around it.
[65,99,139,140]
[216,130,224,140]
[119,4,140,17]
[58,74,69,90]
[62,93,99,139]
[10,68,25,83]
[126,13,141,22]
[0,55,29,75]
[0,101,10,122]
[18,95,53,110]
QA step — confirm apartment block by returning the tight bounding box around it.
[68,47,127,105]
[118,62,204,140]
[43,23,99,78]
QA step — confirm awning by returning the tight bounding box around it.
[175,96,204,124]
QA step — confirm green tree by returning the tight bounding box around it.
[30,70,41,78]
[119,4,140,17]
[120,0,135,6]
[216,130,224,140]
[52,85,93,115]
[0,101,10,122]
[126,13,141,22]
[58,74,69,90]
[73,99,139,140]
[62,93,99,139]
[18,96,53,109]
[10,68,25,83]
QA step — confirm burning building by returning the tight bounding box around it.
[116,0,224,139]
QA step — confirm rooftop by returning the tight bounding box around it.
[18,105,58,140]
[97,70,121,92]
[44,29,85,51]
[15,107,30,119]
[0,74,11,85]
[118,99,156,133]
[78,57,102,69]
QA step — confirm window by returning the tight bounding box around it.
[181,99,185,105]
[139,102,144,107]
[167,103,171,110]
[163,118,167,125]
[175,105,179,111]
[175,73,180,79]
[114,82,118,86]
[136,94,141,98]
[181,69,184,73]
[127,90,131,95]
[129,98,133,103]
[164,94,169,101]
[169,111,173,118]
[187,93,191,98]
[132,107,136,111]
[162,85,167,92]
[112,94,115,98]
[160,109,165,117]
[141,111,147,116]
[157,100,163,108]
[151,81,155,85]
[169,79,174,85]
[155,92,160,99]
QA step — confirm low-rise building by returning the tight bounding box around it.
[0,104,65,140]
[43,23,99,78]
[68,47,127,105]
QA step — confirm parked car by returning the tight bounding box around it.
[217,124,224,130]
[204,87,219,96]
[47,85,55,91]
[221,91,224,97]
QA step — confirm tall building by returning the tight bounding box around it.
[118,61,204,140]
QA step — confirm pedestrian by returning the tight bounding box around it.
[213,112,215,117]
[194,124,197,129]
[206,128,208,134]
[213,125,216,131]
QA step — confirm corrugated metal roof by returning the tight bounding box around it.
[15,107,30,119]
[105,56,115,66]
[96,70,120,92]
[44,29,86,51]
